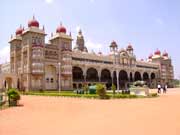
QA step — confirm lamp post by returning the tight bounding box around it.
[58,62,61,93]
[179,75,180,88]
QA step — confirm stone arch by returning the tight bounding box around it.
[130,72,133,82]
[119,70,128,89]
[73,83,77,89]
[86,68,99,82]
[4,77,13,89]
[78,83,82,89]
[101,69,112,89]
[72,66,84,82]
[134,71,142,81]
[45,65,57,90]
[143,72,149,81]
[151,73,156,80]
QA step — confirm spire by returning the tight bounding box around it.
[69,32,71,37]
[43,25,45,31]
[78,29,82,35]
[51,32,53,37]
[33,14,35,20]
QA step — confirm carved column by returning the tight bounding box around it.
[116,70,119,91]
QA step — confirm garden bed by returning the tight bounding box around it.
[22,91,158,99]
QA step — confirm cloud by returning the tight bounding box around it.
[45,0,54,4]
[85,40,103,52]
[76,26,81,33]
[156,18,164,25]
[0,46,10,64]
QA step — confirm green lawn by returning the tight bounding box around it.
[21,91,158,99]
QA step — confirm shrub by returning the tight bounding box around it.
[111,84,116,95]
[96,83,107,99]
[7,88,21,106]
[149,93,158,97]
[7,88,20,101]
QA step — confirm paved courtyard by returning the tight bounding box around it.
[1,88,180,135]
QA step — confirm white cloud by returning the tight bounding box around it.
[76,26,81,33]
[0,46,10,64]
[45,0,54,4]
[86,40,103,52]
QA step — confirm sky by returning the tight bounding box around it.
[0,0,180,79]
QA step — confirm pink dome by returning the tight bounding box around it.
[154,49,161,55]
[126,43,133,50]
[28,16,39,28]
[15,25,23,35]
[148,54,153,59]
[56,23,66,33]
[163,51,168,57]
[110,40,117,47]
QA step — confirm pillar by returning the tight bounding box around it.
[111,72,114,85]
[98,70,101,82]
[116,70,119,91]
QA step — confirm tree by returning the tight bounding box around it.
[111,84,116,95]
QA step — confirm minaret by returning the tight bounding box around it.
[9,25,23,74]
[126,43,134,55]
[49,23,73,90]
[109,40,118,53]
[109,40,119,65]
[74,29,88,52]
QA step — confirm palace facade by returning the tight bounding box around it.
[0,16,174,91]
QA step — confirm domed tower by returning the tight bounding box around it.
[109,41,119,65]
[24,16,46,91]
[148,53,153,62]
[109,40,118,53]
[9,25,24,74]
[49,23,73,90]
[73,29,88,52]
[126,43,134,55]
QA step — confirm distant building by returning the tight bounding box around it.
[0,62,10,73]
[0,16,174,91]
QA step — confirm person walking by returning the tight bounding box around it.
[157,84,161,94]
[164,84,167,93]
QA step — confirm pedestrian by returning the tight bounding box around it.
[157,84,161,94]
[164,84,167,93]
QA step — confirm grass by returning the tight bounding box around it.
[21,90,158,99]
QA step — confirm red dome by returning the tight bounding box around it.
[148,54,153,59]
[15,25,23,35]
[56,24,66,34]
[127,43,133,50]
[154,49,161,55]
[98,51,102,55]
[28,16,39,28]
[163,51,168,57]
[110,40,117,47]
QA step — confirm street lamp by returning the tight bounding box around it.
[179,75,180,88]
[58,62,61,93]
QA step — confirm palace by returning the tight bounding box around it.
[0,16,174,91]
